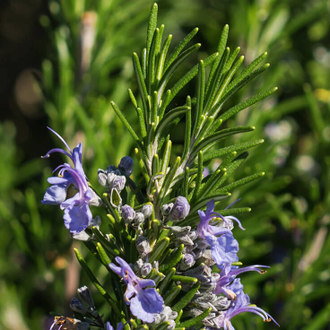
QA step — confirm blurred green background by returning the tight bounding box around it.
[0,0,330,329]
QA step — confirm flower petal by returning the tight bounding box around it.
[42,184,68,205]
[129,288,164,323]
[63,201,92,233]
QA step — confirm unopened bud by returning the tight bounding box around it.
[141,204,153,218]
[180,253,196,270]
[136,236,151,257]
[121,205,135,224]
[77,286,94,306]
[119,156,134,176]
[161,203,173,216]
[112,175,126,192]
[134,212,145,224]
[169,196,190,221]
[70,297,87,314]
[97,169,107,187]
[141,263,152,276]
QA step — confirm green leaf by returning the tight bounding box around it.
[159,268,176,294]
[164,285,182,305]
[159,156,181,200]
[181,96,192,163]
[149,237,170,263]
[217,172,265,193]
[193,61,205,136]
[217,207,251,216]
[169,52,219,106]
[205,24,229,96]
[110,101,142,148]
[160,139,172,178]
[158,43,201,101]
[155,322,172,330]
[191,152,203,203]
[197,168,227,198]
[219,87,278,122]
[96,242,112,265]
[92,227,120,258]
[203,139,264,163]
[179,308,212,328]
[133,52,149,117]
[74,248,121,316]
[172,282,200,312]
[155,106,190,144]
[156,34,172,82]
[147,28,160,94]
[171,275,198,283]
[164,27,199,72]
[146,3,158,59]
[189,126,255,163]
[161,244,184,272]
[190,193,230,214]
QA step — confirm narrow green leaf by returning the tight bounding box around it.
[142,48,147,79]
[92,227,120,258]
[214,63,270,112]
[179,308,212,328]
[204,48,230,112]
[216,207,251,216]
[229,52,268,89]
[156,34,172,82]
[146,3,158,59]
[210,55,245,115]
[191,152,203,203]
[222,47,240,74]
[147,28,160,94]
[155,106,190,144]
[168,52,219,108]
[133,52,149,118]
[158,89,172,119]
[203,139,264,163]
[128,88,138,109]
[193,61,205,135]
[175,310,183,325]
[152,153,160,175]
[161,139,172,177]
[171,275,198,283]
[218,172,265,193]
[159,156,181,200]
[195,115,215,143]
[181,96,192,163]
[205,24,229,96]
[189,126,255,163]
[74,248,121,316]
[164,27,199,72]
[161,244,184,272]
[190,193,230,214]
[219,87,278,122]
[159,268,176,294]
[158,43,201,101]
[197,168,227,198]
[136,107,147,138]
[152,91,158,124]
[155,322,172,330]
[164,285,181,305]
[172,282,200,312]
[149,237,170,263]
[183,167,190,199]
[96,242,112,265]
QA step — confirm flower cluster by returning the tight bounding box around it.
[44,127,278,330]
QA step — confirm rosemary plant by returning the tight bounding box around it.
[44,4,279,330]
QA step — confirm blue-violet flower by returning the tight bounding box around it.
[109,257,164,323]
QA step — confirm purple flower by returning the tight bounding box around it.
[214,265,270,300]
[119,156,134,176]
[42,127,95,234]
[213,279,279,330]
[197,200,244,272]
[109,257,164,323]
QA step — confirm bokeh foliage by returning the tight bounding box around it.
[0,0,329,329]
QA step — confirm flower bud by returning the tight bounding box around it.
[141,204,153,218]
[121,205,135,224]
[77,286,94,306]
[70,297,87,314]
[134,212,145,225]
[106,165,117,173]
[112,175,126,192]
[161,203,173,216]
[97,169,107,187]
[72,231,90,241]
[118,156,134,176]
[180,253,196,270]
[169,196,190,221]
[141,263,152,276]
[136,236,151,257]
